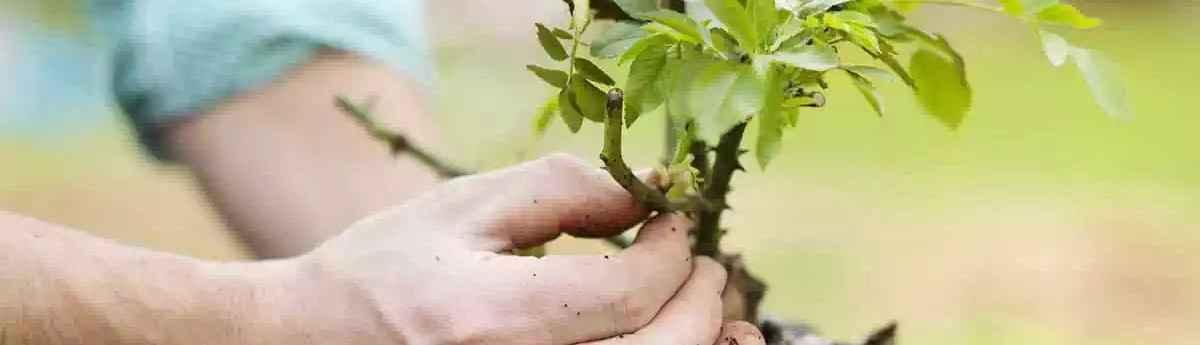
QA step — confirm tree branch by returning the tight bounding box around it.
[695,122,747,257]
[600,89,711,213]
[335,96,470,179]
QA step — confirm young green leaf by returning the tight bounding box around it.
[574,0,592,28]
[558,90,584,132]
[756,67,787,169]
[625,42,671,126]
[1036,3,1101,29]
[570,77,609,122]
[845,69,885,117]
[748,0,779,47]
[619,34,675,65]
[591,21,645,58]
[1039,30,1070,66]
[877,51,916,87]
[799,0,854,14]
[536,23,569,61]
[910,49,972,129]
[705,0,761,52]
[613,0,660,18]
[642,10,706,44]
[644,22,703,44]
[532,95,559,137]
[574,58,616,85]
[710,28,742,58]
[844,65,897,83]
[687,62,766,143]
[824,12,881,54]
[997,0,1025,16]
[526,65,569,88]
[766,44,840,71]
[667,56,720,123]
[1070,47,1129,119]
[553,28,573,39]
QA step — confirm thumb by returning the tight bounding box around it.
[439,153,660,251]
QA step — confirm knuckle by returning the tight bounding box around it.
[539,153,591,175]
[614,288,658,332]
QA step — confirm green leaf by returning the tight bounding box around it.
[591,21,646,58]
[667,56,720,123]
[642,10,705,44]
[619,34,675,65]
[1070,47,1130,119]
[705,0,761,52]
[687,62,766,143]
[536,23,569,61]
[770,15,808,51]
[799,0,854,14]
[843,65,897,83]
[1024,0,1060,15]
[613,0,660,18]
[844,69,885,117]
[910,49,972,129]
[1039,30,1070,66]
[553,28,573,39]
[574,0,592,28]
[532,95,559,137]
[824,12,880,54]
[877,51,916,88]
[558,90,584,132]
[748,0,779,47]
[1036,3,1101,29]
[526,65,569,88]
[756,67,787,169]
[998,0,1059,16]
[997,0,1025,16]
[710,28,742,58]
[766,44,840,71]
[644,22,702,44]
[570,77,609,122]
[573,58,616,85]
[625,42,671,126]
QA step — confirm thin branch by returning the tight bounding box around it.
[694,122,747,257]
[599,89,711,213]
[335,96,470,178]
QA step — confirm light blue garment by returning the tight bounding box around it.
[87,0,430,159]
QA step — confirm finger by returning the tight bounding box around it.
[714,321,767,345]
[474,213,695,344]
[429,153,659,251]
[579,256,729,345]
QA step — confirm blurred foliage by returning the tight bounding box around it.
[0,0,86,33]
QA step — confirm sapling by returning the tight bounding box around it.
[338,0,1125,343]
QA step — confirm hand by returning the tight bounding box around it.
[288,154,764,344]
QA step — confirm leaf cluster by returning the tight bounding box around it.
[528,0,1124,170]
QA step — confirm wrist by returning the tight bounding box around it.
[238,254,402,344]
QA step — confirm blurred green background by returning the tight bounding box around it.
[1,1,1197,344]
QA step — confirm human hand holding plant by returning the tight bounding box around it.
[299,154,765,344]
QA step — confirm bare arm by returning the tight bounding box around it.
[0,211,380,344]
[163,51,441,258]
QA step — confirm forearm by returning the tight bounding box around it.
[0,211,378,344]
[164,51,441,258]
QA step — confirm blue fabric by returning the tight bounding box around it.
[87,0,430,159]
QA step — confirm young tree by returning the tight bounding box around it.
[340,0,1124,343]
